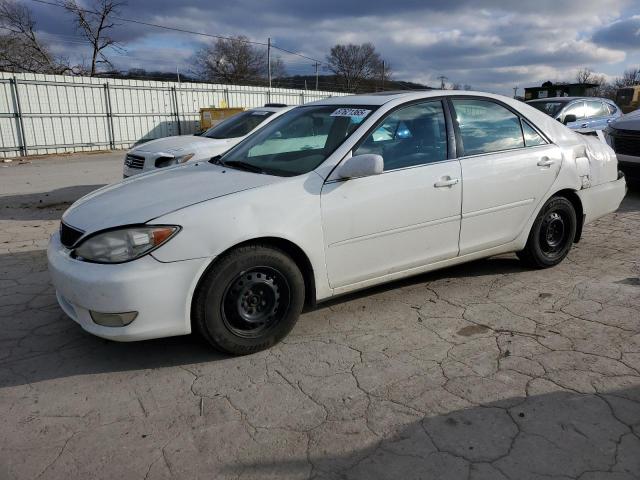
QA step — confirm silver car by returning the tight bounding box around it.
[526,97,622,134]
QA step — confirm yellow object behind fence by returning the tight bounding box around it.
[199,107,245,131]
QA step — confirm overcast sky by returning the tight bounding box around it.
[24,0,640,95]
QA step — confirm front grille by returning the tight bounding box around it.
[610,129,640,157]
[60,222,84,248]
[124,154,145,169]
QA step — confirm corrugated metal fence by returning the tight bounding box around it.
[0,72,345,158]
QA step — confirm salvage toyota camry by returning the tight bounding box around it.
[48,91,627,354]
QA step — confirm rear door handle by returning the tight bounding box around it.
[434,176,459,188]
[537,157,554,167]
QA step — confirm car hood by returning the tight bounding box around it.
[131,135,238,155]
[62,162,282,234]
[611,109,640,131]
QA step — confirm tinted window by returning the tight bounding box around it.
[452,99,524,156]
[204,110,275,139]
[585,101,608,118]
[528,101,567,117]
[562,102,586,120]
[221,105,375,176]
[521,120,546,147]
[354,101,447,171]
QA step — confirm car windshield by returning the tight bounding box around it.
[203,110,275,139]
[527,101,568,117]
[217,105,377,176]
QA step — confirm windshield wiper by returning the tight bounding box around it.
[221,160,266,174]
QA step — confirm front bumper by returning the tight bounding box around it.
[577,173,627,225]
[47,231,212,342]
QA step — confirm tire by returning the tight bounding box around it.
[193,244,305,355]
[517,196,577,268]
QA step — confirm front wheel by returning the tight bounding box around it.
[517,196,577,268]
[193,244,305,355]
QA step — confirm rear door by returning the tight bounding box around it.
[450,98,562,255]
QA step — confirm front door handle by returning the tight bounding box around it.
[434,176,460,188]
[537,157,554,167]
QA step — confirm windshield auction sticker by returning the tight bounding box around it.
[330,108,371,118]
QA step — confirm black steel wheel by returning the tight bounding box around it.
[221,267,290,338]
[193,244,305,355]
[517,196,577,268]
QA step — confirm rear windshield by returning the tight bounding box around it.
[527,101,568,117]
[219,105,377,177]
[204,110,275,139]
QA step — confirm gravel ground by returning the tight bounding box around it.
[1,153,639,480]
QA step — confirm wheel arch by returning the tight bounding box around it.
[190,236,318,320]
[552,188,584,243]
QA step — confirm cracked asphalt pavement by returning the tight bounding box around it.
[1,152,639,480]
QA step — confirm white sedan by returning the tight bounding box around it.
[123,105,293,177]
[48,91,626,354]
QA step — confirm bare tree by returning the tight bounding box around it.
[0,0,69,73]
[614,67,640,87]
[64,0,125,76]
[326,43,386,92]
[193,35,277,85]
[575,67,597,84]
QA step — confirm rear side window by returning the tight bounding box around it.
[354,100,448,171]
[521,120,546,147]
[451,99,524,156]
[585,101,609,118]
[562,102,586,120]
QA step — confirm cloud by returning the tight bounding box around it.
[24,0,637,95]
[592,15,640,50]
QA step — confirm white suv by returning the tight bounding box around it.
[123,105,293,177]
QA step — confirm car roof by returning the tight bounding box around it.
[307,90,530,106]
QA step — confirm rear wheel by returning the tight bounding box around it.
[517,196,577,268]
[193,244,305,355]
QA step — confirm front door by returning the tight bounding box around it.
[450,98,562,255]
[320,100,462,289]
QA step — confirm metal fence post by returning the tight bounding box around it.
[171,86,181,135]
[300,92,305,105]
[10,77,27,156]
[266,90,270,105]
[104,83,116,150]
[224,88,230,108]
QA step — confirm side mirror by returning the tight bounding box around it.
[563,114,577,125]
[337,154,384,179]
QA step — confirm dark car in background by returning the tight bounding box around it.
[605,109,640,185]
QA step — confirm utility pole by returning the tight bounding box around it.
[314,62,319,91]
[438,75,448,90]
[267,37,272,89]
[176,66,181,83]
[513,86,518,98]
[381,61,386,91]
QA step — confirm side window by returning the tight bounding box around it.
[606,103,617,115]
[354,101,447,171]
[521,119,547,147]
[451,99,524,156]
[562,102,586,120]
[585,101,608,118]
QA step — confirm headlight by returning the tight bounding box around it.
[155,153,195,168]
[73,225,179,263]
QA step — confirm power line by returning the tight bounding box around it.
[26,0,330,67]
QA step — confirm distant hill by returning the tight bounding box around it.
[96,69,431,93]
